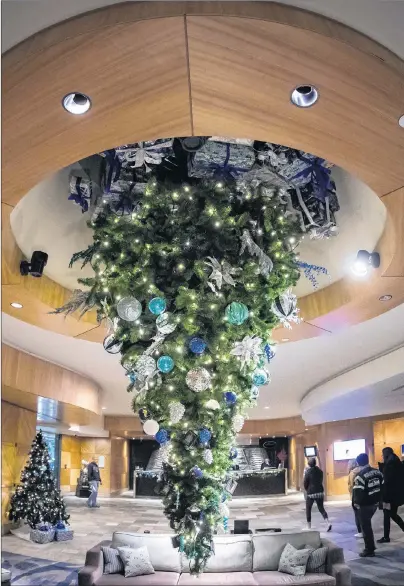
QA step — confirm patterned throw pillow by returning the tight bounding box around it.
[278,543,312,576]
[102,546,125,575]
[306,545,328,573]
[117,546,155,578]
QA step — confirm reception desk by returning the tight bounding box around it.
[135,468,287,498]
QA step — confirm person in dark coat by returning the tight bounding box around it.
[303,458,332,532]
[87,457,102,508]
[377,447,404,543]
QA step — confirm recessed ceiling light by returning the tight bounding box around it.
[62,92,91,115]
[101,406,107,410]
[379,294,392,302]
[281,338,290,342]
[291,85,319,108]
[399,115,404,128]
[10,302,23,309]
[69,424,80,432]
[264,406,270,409]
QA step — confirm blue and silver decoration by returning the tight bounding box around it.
[189,337,207,355]
[148,297,167,315]
[252,369,269,386]
[157,355,175,373]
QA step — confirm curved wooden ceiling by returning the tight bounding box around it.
[2,1,404,343]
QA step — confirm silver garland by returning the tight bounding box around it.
[240,230,273,277]
[205,257,240,293]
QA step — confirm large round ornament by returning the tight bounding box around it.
[189,337,207,355]
[199,428,212,444]
[103,335,122,354]
[155,429,169,445]
[156,312,177,335]
[135,355,156,377]
[117,297,142,322]
[224,391,237,405]
[191,466,203,479]
[143,419,159,435]
[252,369,270,386]
[229,447,238,460]
[169,402,185,424]
[138,408,149,422]
[225,302,249,325]
[232,414,245,433]
[148,297,167,315]
[203,449,214,465]
[186,368,211,392]
[205,399,220,411]
[157,355,175,373]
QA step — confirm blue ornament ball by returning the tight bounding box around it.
[225,302,249,325]
[189,336,207,355]
[252,369,269,386]
[148,297,167,315]
[157,355,175,373]
[155,429,169,445]
[199,427,212,444]
[229,447,238,460]
[191,466,203,479]
[224,391,237,405]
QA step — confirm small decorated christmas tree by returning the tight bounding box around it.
[8,430,69,528]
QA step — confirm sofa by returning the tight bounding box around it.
[78,530,352,586]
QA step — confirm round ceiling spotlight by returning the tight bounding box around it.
[379,294,392,302]
[351,249,380,277]
[291,85,319,108]
[399,115,404,128]
[10,302,23,309]
[62,92,91,115]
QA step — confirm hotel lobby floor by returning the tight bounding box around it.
[2,494,404,585]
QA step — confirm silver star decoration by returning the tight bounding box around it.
[231,335,263,370]
[205,257,240,293]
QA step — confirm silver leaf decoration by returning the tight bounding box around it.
[240,230,273,277]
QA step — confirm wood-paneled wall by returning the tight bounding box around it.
[373,417,404,462]
[1,401,37,531]
[60,436,129,496]
[2,344,101,415]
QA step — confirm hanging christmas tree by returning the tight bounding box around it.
[8,430,69,528]
[59,177,301,573]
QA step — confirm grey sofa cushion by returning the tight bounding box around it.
[306,546,328,574]
[253,571,336,585]
[95,571,180,585]
[101,545,124,574]
[181,535,253,573]
[117,546,155,578]
[253,532,322,571]
[278,544,312,577]
[179,572,257,585]
[112,532,181,573]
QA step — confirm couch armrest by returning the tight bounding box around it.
[329,562,352,586]
[78,540,111,586]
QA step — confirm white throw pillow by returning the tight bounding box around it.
[278,543,312,576]
[117,546,155,578]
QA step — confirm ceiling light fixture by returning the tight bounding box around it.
[399,115,404,128]
[62,92,91,115]
[101,406,107,410]
[351,249,380,276]
[281,338,290,342]
[291,85,319,108]
[10,302,23,309]
[379,294,392,302]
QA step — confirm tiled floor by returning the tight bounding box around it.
[2,493,404,584]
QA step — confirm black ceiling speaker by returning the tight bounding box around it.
[20,251,48,277]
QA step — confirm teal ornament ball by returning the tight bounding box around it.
[252,369,269,386]
[149,297,166,315]
[225,302,249,325]
[157,355,175,373]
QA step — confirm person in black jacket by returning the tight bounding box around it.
[87,458,102,508]
[303,458,332,532]
[352,453,383,557]
[377,447,404,543]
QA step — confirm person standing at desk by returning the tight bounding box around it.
[261,458,271,470]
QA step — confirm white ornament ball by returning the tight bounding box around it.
[156,312,177,335]
[169,402,185,424]
[117,297,142,322]
[135,355,156,377]
[205,399,220,411]
[203,449,214,465]
[143,419,159,436]
[232,414,245,433]
[186,368,212,392]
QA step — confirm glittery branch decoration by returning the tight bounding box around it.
[296,261,330,289]
[240,230,273,277]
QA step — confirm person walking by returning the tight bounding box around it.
[348,458,363,538]
[377,447,404,543]
[304,458,332,532]
[87,457,102,508]
[352,453,383,557]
